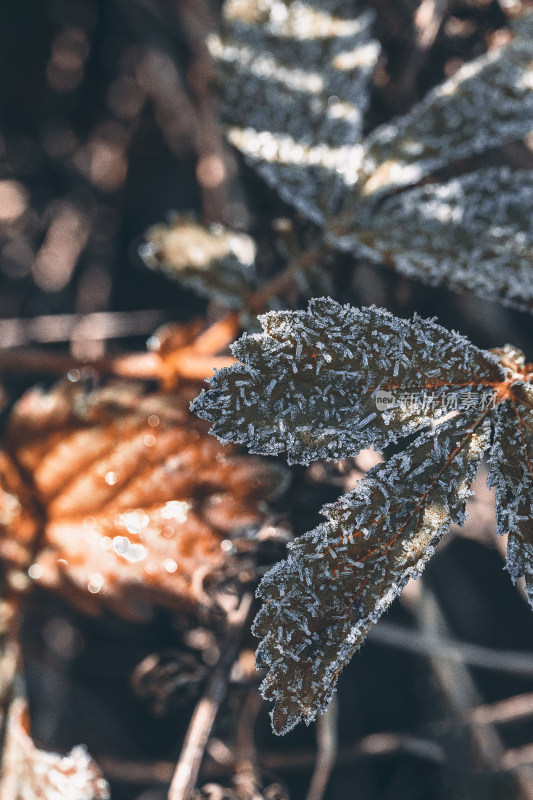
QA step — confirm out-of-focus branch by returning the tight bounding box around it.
[305,696,338,800]
[233,689,264,800]
[365,0,412,35]
[168,593,254,800]
[173,0,229,224]
[401,580,533,800]
[0,310,167,349]
[369,621,533,677]
[398,0,449,103]
[0,348,235,383]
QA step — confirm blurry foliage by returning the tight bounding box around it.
[0,372,285,621]
[210,0,533,311]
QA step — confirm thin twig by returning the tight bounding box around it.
[0,350,161,380]
[369,621,533,677]
[168,593,254,800]
[233,689,264,800]
[398,0,448,103]
[305,696,338,800]
[469,693,533,727]
[402,580,533,800]
[364,0,412,36]
[402,580,504,770]
[0,310,167,349]
[100,731,445,787]
[176,0,229,224]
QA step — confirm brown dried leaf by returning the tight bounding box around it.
[0,698,110,800]
[0,378,285,620]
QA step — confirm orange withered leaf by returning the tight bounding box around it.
[0,378,284,621]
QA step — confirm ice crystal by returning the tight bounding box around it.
[211,2,533,310]
[193,299,533,733]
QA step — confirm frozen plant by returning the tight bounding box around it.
[208,0,533,312]
[193,298,533,733]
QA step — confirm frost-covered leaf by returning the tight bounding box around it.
[0,698,110,800]
[209,0,379,223]
[354,11,533,199]
[332,167,533,312]
[192,298,503,465]
[211,1,533,311]
[141,214,257,307]
[0,379,285,621]
[488,349,533,601]
[253,413,491,733]
[192,299,533,733]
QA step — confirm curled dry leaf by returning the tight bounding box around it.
[0,378,286,621]
[141,213,257,307]
[194,299,533,733]
[0,697,110,800]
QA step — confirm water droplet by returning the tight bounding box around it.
[100,536,113,550]
[221,539,235,554]
[28,563,43,580]
[118,509,150,534]
[105,471,118,486]
[161,500,190,523]
[148,414,160,427]
[162,525,175,538]
[143,434,156,447]
[113,536,147,563]
[164,558,178,574]
[68,369,81,382]
[88,574,104,594]
[57,558,68,568]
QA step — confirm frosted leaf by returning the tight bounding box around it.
[0,699,109,800]
[209,0,379,223]
[191,301,533,733]
[332,168,533,312]
[253,412,491,733]
[192,298,503,465]
[355,11,533,199]
[488,354,533,602]
[141,214,257,307]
